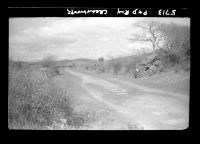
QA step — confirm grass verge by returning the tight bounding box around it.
[8,61,91,129]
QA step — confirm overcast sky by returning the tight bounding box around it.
[9,17,190,61]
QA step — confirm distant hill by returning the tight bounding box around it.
[57,58,97,66]
[105,53,152,65]
[9,53,152,67]
[59,54,150,66]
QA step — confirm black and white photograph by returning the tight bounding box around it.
[8,9,190,130]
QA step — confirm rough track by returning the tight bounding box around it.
[65,68,189,130]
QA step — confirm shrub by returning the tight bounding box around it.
[8,67,73,129]
[45,65,60,78]
[113,62,122,74]
[161,51,180,67]
[41,56,60,78]
[98,57,104,63]
[181,61,190,71]
[128,60,139,72]
[9,58,27,71]
[42,56,55,68]
[96,65,105,74]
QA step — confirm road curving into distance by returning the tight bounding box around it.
[65,68,189,130]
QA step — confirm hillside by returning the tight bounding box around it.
[57,58,96,67]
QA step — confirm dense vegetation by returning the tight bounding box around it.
[8,58,89,129]
[66,22,190,78]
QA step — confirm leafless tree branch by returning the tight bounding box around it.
[129,20,163,51]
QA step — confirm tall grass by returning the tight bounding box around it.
[8,61,74,129]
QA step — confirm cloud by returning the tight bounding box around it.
[10,18,136,61]
[9,17,190,61]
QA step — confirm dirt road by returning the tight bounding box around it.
[65,68,189,130]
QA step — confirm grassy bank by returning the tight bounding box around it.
[8,60,94,129]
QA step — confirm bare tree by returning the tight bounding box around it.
[158,22,190,55]
[129,20,164,51]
